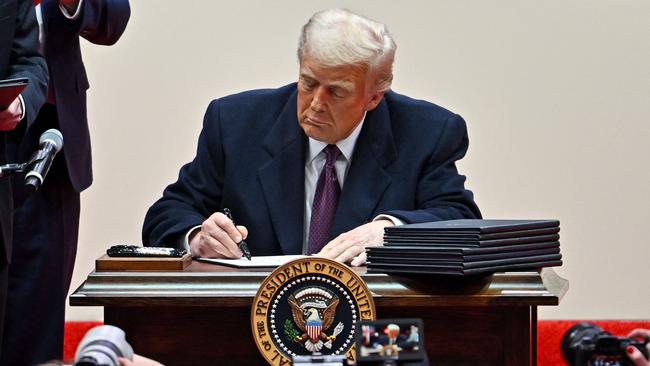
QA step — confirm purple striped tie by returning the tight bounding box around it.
[308,145,342,254]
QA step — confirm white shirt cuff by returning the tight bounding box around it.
[18,94,25,120]
[373,214,405,226]
[182,225,202,254]
[59,0,83,19]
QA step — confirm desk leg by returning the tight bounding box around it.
[532,306,537,366]
[504,306,533,366]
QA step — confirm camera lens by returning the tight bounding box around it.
[74,325,134,366]
[560,322,605,365]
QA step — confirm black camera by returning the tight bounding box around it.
[561,322,649,366]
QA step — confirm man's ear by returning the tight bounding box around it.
[365,90,386,111]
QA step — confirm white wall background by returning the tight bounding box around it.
[68,0,650,321]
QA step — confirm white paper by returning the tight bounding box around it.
[196,255,307,268]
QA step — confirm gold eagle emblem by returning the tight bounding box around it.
[287,286,344,353]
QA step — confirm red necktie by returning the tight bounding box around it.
[307,145,342,254]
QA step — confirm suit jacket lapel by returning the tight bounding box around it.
[332,98,397,236]
[258,89,306,254]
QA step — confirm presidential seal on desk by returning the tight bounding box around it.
[251,257,376,365]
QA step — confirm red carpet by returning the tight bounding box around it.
[64,320,650,364]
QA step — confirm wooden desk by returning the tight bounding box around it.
[70,262,567,366]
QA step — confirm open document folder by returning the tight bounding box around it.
[0,77,28,110]
[195,255,307,268]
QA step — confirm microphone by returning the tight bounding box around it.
[24,129,63,191]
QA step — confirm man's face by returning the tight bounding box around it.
[297,58,385,144]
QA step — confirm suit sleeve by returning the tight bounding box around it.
[8,0,48,124]
[66,0,130,45]
[385,114,482,223]
[142,100,226,248]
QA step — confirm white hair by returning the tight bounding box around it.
[297,8,397,92]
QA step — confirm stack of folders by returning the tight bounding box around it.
[367,219,562,276]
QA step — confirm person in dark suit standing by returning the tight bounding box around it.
[0,0,48,355]
[143,8,481,266]
[1,0,129,364]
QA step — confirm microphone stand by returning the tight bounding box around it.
[0,150,46,180]
[0,162,27,179]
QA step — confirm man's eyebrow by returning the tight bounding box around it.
[299,70,316,80]
[299,71,354,90]
[328,80,354,90]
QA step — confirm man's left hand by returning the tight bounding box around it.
[59,0,80,13]
[0,97,23,131]
[317,219,393,267]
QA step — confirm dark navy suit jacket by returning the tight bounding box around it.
[0,0,48,262]
[18,0,130,192]
[143,84,481,255]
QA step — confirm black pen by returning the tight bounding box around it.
[223,208,252,260]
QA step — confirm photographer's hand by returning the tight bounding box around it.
[626,329,650,366]
[119,354,165,366]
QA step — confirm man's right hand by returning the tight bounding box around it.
[188,212,248,258]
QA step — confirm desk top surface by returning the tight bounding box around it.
[70,260,568,307]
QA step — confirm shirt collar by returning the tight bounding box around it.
[307,112,366,165]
